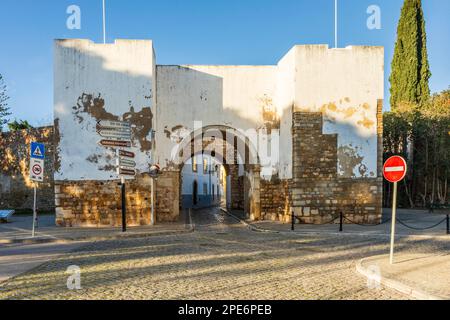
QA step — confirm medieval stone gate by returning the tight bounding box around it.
[52,39,384,227]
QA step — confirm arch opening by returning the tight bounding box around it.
[176,125,261,220]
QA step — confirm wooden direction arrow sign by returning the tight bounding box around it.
[118,168,136,176]
[97,129,132,140]
[99,140,131,148]
[97,120,131,130]
[119,158,136,168]
[119,150,135,158]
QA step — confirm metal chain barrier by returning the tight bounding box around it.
[291,211,450,235]
[395,217,448,231]
[343,216,391,227]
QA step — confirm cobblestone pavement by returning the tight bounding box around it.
[1,207,446,300]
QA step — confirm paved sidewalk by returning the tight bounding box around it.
[357,253,450,300]
[0,212,193,245]
[232,209,450,238]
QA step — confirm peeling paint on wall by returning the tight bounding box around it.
[54,39,155,181]
[260,94,280,130]
[337,145,373,178]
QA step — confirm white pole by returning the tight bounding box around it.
[150,177,155,226]
[335,0,338,48]
[389,182,398,265]
[32,185,37,238]
[102,0,106,44]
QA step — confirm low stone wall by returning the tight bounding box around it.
[55,175,153,227]
[0,127,55,212]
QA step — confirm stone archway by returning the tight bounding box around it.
[157,125,262,222]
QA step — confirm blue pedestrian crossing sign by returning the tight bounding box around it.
[31,142,45,160]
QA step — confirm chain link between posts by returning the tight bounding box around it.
[291,211,450,233]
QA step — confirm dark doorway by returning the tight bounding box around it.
[193,180,198,206]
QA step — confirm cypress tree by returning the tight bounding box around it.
[390,0,431,110]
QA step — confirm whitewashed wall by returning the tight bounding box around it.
[155,65,278,173]
[54,39,155,181]
[156,45,383,180]
[290,45,384,178]
[54,40,383,182]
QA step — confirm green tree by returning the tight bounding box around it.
[0,74,11,132]
[383,88,450,208]
[390,0,431,109]
[7,119,33,132]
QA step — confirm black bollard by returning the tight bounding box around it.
[339,212,343,232]
[291,211,295,231]
[121,180,127,233]
[447,215,449,235]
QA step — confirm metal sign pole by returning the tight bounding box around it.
[389,181,398,265]
[102,0,106,44]
[150,177,155,226]
[335,0,338,48]
[121,176,126,232]
[32,184,37,238]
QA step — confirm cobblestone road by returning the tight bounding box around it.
[1,208,446,300]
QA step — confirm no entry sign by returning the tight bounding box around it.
[383,155,407,265]
[383,156,407,183]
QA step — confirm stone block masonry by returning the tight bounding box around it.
[0,127,55,212]
[259,112,382,224]
[55,175,153,227]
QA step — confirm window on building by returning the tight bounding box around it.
[192,156,197,172]
[203,158,209,174]
[203,183,208,195]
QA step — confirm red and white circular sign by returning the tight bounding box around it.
[383,156,407,183]
[32,164,42,176]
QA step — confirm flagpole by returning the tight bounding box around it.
[102,0,106,44]
[335,0,338,48]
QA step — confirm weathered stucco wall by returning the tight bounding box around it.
[290,45,384,179]
[155,65,278,173]
[52,39,384,226]
[54,39,156,181]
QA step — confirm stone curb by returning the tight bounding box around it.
[356,257,446,300]
[0,226,194,246]
[220,209,280,234]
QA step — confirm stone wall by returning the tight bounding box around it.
[259,111,382,224]
[155,171,180,223]
[0,127,55,212]
[260,178,291,223]
[55,174,153,227]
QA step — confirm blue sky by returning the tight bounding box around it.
[0,0,448,126]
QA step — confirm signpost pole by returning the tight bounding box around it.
[150,177,155,226]
[389,181,398,265]
[121,176,126,232]
[32,184,37,238]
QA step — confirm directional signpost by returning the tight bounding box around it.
[30,142,45,237]
[97,120,134,232]
[383,156,408,265]
[149,164,161,225]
